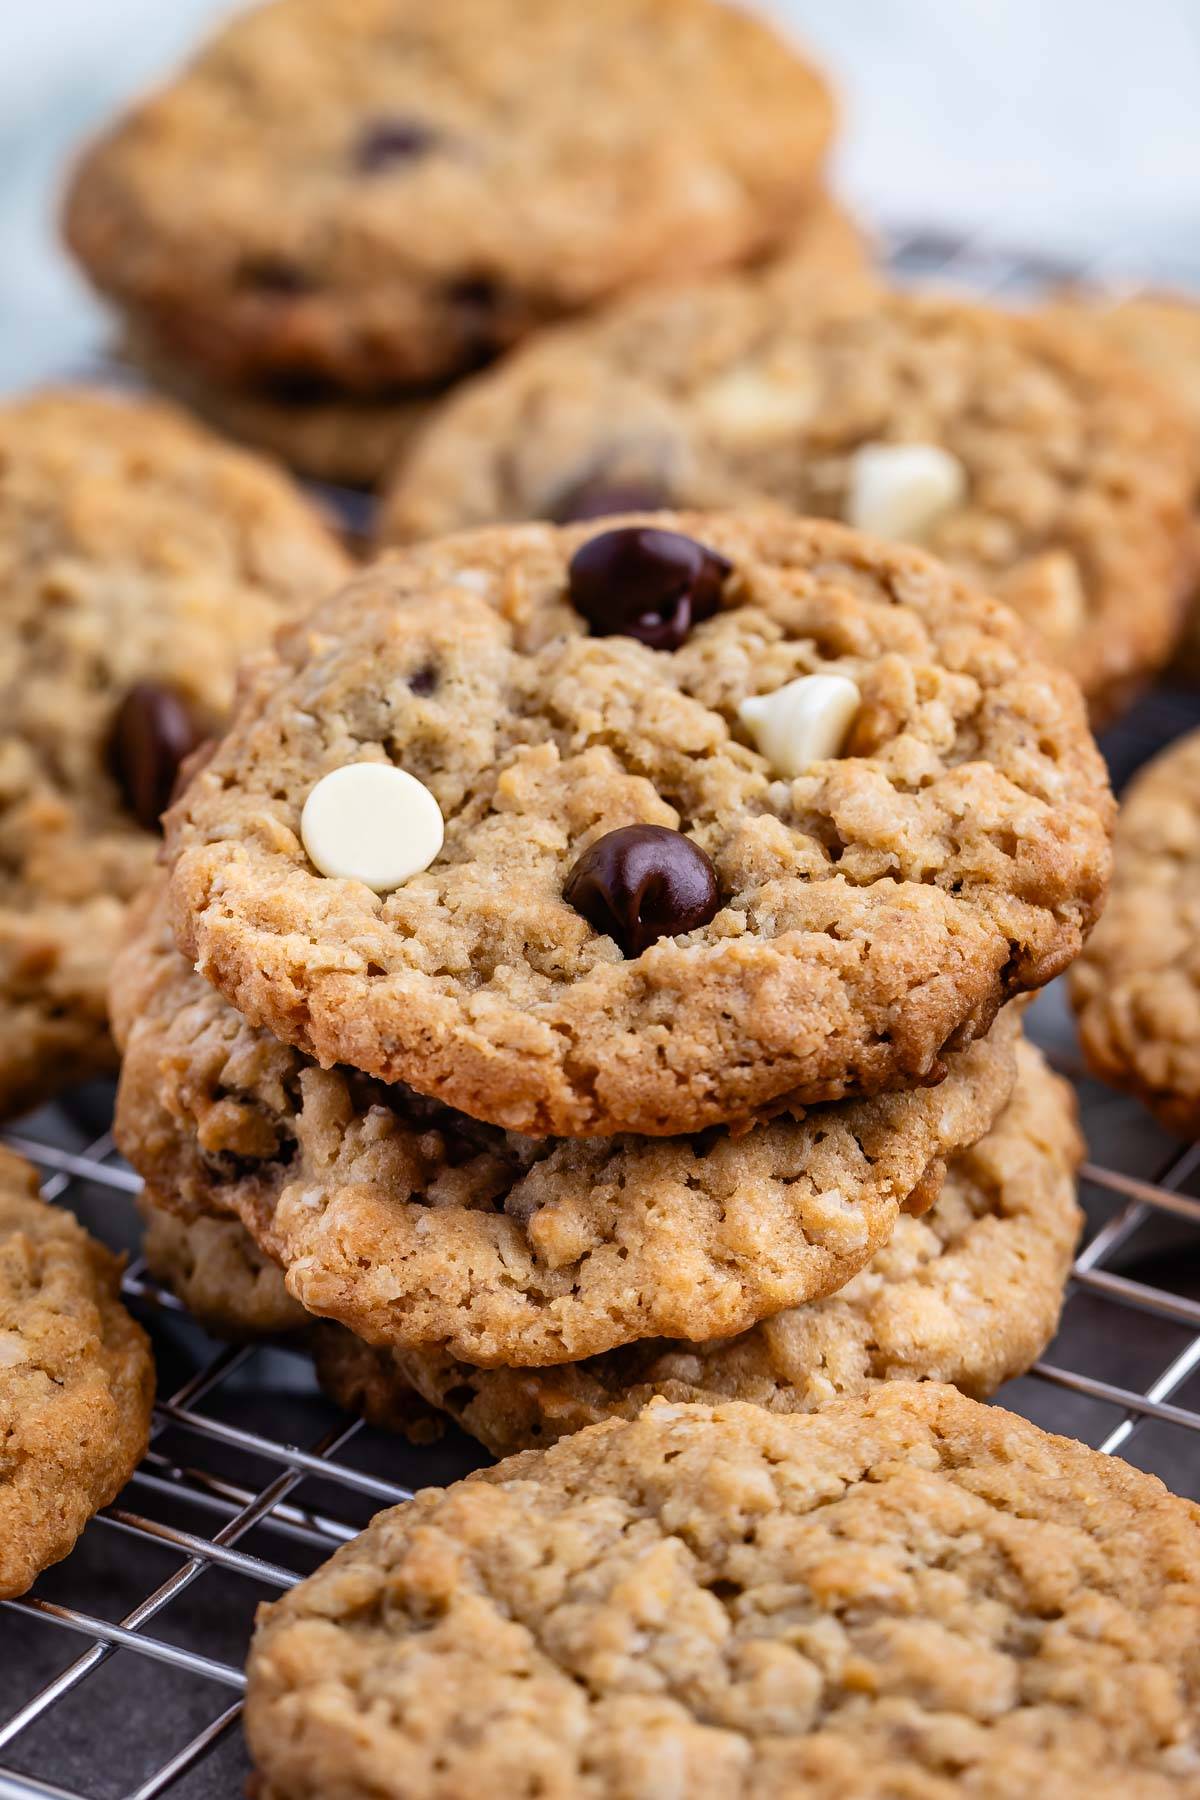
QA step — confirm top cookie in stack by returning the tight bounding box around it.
[162,512,1113,1139]
[63,0,850,487]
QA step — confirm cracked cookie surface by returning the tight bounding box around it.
[64,0,834,392]
[0,386,349,1118]
[164,514,1111,1137]
[1071,727,1200,1136]
[382,287,1197,723]
[316,1036,1081,1452]
[244,1383,1200,1800]
[0,1146,155,1599]
[110,887,1018,1367]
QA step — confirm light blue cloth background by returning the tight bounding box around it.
[2,0,1199,388]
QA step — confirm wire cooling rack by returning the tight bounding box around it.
[3,225,1200,1800]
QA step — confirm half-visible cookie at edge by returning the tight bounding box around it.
[0,1146,155,1599]
[0,385,350,1119]
[163,514,1113,1138]
[316,1035,1082,1453]
[1071,726,1200,1136]
[244,1383,1200,1800]
[110,885,1020,1368]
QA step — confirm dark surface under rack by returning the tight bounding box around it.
[3,225,1200,1800]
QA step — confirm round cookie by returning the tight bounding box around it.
[0,386,350,1119]
[1071,727,1200,1136]
[316,1036,1082,1454]
[110,886,1020,1368]
[120,196,870,490]
[0,1146,155,1599]
[245,1383,1200,1800]
[380,286,1197,724]
[64,0,834,393]
[164,514,1112,1138]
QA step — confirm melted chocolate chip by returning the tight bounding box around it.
[567,526,731,651]
[108,682,205,832]
[563,824,720,958]
[355,116,438,172]
[550,476,673,526]
[408,664,438,696]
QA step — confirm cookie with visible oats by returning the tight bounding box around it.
[245,1383,1200,1800]
[64,0,834,393]
[1071,726,1200,1137]
[110,886,1019,1368]
[381,286,1197,723]
[0,386,349,1120]
[164,513,1111,1138]
[315,1036,1082,1453]
[0,1146,154,1599]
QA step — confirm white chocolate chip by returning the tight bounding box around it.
[847,443,967,543]
[738,674,860,779]
[0,1330,27,1367]
[301,763,444,892]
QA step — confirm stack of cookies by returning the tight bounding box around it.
[112,510,1111,1456]
[63,0,856,490]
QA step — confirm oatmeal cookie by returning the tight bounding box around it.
[245,1383,1200,1800]
[64,0,834,392]
[164,515,1112,1136]
[381,286,1197,723]
[0,1146,154,1598]
[316,1037,1081,1452]
[111,886,1019,1367]
[1071,726,1200,1136]
[0,386,349,1118]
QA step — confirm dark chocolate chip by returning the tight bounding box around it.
[108,682,204,832]
[408,664,438,696]
[563,824,720,958]
[549,476,673,526]
[567,526,731,651]
[355,116,438,172]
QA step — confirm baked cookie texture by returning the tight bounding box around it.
[120,195,871,490]
[381,286,1197,724]
[63,0,834,393]
[110,887,1019,1367]
[315,1037,1082,1453]
[0,386,350,1120]
[244,1383,1200,1800]
[1071,727,1200,1136]
[163,516,1113,1138]
[0,1147,154,1599]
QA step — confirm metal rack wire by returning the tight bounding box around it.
[3,226,1200,1800]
